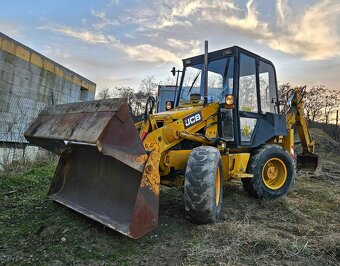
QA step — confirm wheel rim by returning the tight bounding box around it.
[262,158,287,190]
[215,167,221,206]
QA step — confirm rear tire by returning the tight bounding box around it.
[184,146,223,224]
[242,144,295,199]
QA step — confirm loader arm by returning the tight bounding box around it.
[138,103,220,154]
[136,102,227,182]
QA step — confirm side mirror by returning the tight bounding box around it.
[171,67,176,77]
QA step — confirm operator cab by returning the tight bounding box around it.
[176,46,286,148]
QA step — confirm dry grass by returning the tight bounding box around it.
[182,176,339,265]
[1,163,338,265]
[0,146,56,174]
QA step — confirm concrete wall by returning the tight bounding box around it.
[0,49,93,105]
[0,32,96,144]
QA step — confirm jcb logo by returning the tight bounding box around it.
[183,111,202,129]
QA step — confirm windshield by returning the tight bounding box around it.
[179,56,234,104]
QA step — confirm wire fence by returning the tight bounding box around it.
[0,87,46,144]
[0,87,48,170]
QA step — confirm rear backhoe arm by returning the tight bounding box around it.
[285,87,315,153]
[284,87,319,170]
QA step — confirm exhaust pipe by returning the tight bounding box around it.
[204,40,208,104]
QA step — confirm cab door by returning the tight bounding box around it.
[238,52,259,145]
[237,51,283,148]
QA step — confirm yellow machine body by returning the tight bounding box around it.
[24,45,319,239]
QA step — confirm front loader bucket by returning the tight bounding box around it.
[24,98,161,239]
[297,152,321,172]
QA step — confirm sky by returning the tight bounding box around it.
[1,0,339,94]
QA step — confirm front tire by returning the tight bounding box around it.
[184,146,223,224]
[242,144,295,199]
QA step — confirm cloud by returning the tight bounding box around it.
[91,10,120,29]
[124,33,135,39]
[123,44,179,63]
[41,45,71,59]
[39,0,340,68]
[127,0,246,33]
[91,10,106,19]
[130,0,238,30]
[171,0,238,17]
[125,0,339,60]
[276,0,287,28]
[171,1,202,17]
[0,21,21,37]
[269,0,340,60]
[221,0,272,38]
[38,24,114,44]
[110,0,120,5]
[167,38,201,56]
[38,24,179,63]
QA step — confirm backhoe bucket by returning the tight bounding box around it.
[24,98,160,239]
[297,152,321,172]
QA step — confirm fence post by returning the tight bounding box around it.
[336,110,339,141]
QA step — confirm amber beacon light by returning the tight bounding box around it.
[166,101,174,110]
[225,95,234,109]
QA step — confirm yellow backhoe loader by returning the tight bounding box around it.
[25,41,319,239]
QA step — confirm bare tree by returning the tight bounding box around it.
[239,75,257,112]
[134,90,150,115]
[97,88,112,99]
[110,85,152,116]
[139,76,157,97]
[160,75,176,86]
[208,74,223,88]
[278,83,292,104]
[98,76,160,116]
[323,89,339,125]
[279,84,340,126]
[113,86,135,106]
[303,85,326,124]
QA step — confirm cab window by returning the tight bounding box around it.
[239,54,258,113]
[180,57,234,103]
[238,53,258,142]
[205,58,227,103]
[259,61,277,113]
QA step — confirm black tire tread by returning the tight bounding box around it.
[184,146,223,224]
[242,144,295,199]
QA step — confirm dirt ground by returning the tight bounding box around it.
[1,129,339,265]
